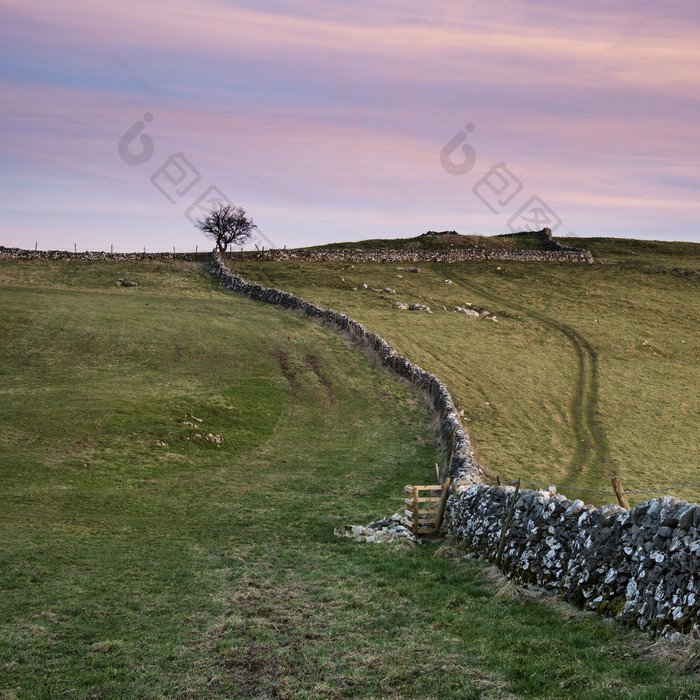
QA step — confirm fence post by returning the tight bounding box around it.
[412,486,420,536]
[434,477,451,532]
[611,476,630,510]
[496,479,521,567]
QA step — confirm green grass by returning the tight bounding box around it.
[1,257,699,698]
[236,238,700,506]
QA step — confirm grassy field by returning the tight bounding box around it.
[2,257,699,698]
[237,237,700,506]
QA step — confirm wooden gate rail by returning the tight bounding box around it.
[404,477,451,536]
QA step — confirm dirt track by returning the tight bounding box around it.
[448,272,609,481]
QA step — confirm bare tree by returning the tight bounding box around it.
[195,204,256,252]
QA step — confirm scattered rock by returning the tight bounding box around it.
[396,302,409,310]
[335,512,418,544]
[410,267,421,273]
[384,287,396,294]
[455,306,480,317]
[444,279,452,284]
[409,304,432,313]
[115,278,138,287]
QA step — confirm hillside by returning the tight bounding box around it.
[304,230,555,251]
[2,256,699,697]
[236,237,700,506]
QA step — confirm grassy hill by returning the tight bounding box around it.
[302,230,555,251]
[2,256,699,697]
[236,237,700,506]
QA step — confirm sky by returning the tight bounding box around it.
[2,0,700,251]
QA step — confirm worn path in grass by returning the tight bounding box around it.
[1,258,698,698]
[447,270,610,482]
[238,238,699,503]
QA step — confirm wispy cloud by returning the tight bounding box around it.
[1,0,699,248]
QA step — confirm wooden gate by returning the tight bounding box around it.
[404,477,451,537]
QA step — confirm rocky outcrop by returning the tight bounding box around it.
[494,227,584,253]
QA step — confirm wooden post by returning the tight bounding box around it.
[496,479,521,566]
[412,486,420,536]
[435,462,440,483]
[496,475,502,486]
[111,244,113,254]
[611,476,630,510]
[434,477,451,532]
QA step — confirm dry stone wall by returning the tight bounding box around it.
[211,252,698,638]
[445,485,700,636]
[10,245,690,636]
[0,246,202,261]
[210,252,483,488]
[243,228,592,263]
[245,247,593,264]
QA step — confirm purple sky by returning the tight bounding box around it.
[2,0,700,251]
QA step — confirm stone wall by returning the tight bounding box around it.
[445,485,699,636]
[211,251,698,638]
[0,246,204,261]
[11,245,690,636]
[245,246,593,264]
[210,251,483,488]
[242,228,592,263]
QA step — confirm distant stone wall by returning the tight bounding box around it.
[246,247,593,264]
[0,246,203,261]
[243,228,592,263]
[445,485,699,636]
